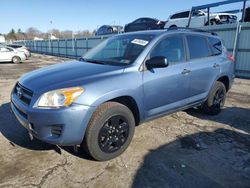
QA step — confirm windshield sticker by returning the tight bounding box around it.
[131,39,149,46]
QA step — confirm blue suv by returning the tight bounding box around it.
[11,28,234,161]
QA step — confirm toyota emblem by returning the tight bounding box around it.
[16,87,23,98]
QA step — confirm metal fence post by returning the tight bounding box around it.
[86,37,88,52]
[39,41,41,53]
[46,40,48,54]
[51,41,53,55]
[40,41,42,53]
[58,39,60,56]
[233,22,242,71]
[65,39,68,58]
[75,38,77,58]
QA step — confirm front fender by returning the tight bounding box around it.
[91,89,144,120]
[90,89,135,106]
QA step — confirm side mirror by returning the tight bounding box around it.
[146,56,168,69]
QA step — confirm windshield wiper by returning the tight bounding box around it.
[79,58,106,65]
[79,57,129,66]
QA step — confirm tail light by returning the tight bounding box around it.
[227,52,235,62]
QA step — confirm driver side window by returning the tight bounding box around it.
[150,36,185,65]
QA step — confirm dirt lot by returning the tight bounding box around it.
[0,54,249,188]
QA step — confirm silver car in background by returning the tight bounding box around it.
[0,45,26,63]
[7,44,31,58]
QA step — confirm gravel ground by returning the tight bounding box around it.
[0,54,249,188]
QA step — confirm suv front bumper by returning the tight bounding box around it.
[10,92,95,146]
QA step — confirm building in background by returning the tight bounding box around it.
[0,35,5,43]
[34,37,43,41]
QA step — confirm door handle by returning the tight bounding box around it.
[182,69,191,75]
[213,63,220,68]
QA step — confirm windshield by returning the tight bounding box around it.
[82,34,155,65]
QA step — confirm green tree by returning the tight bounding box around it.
[6,29,17,41]
[17,28,22,33]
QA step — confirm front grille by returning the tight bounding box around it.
[51,125,63,137]
[14,83,33,105]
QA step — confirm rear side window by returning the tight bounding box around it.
[208,37,222,56]
[187,35,210,59]
[145,18,155,22]
[171,11,190,19]
[134,19,143,24]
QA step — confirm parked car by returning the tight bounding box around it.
[7,44,31,58]
[95,25,123,36]
[165,10,237,28]
[0,46,26,63]
[124,17,165,32]
[11,28,234,161]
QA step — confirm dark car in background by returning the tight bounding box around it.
[95,25,123,36]
[124,17,165,32]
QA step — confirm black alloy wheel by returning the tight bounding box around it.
[212,88,225,109]
[83,102,135,161]
[98,115,129,153]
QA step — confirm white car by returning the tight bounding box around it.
[7,44,31,58]
[164,10,237,28]
[0,46,26,64]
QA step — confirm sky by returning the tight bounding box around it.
[0,0,248,34]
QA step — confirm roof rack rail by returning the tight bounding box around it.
[167,27,217,36]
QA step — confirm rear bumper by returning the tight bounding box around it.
[25,51,31,57]
[11,93,95,146]
[19,54,27,61]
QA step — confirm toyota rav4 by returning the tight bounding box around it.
[11,28,235,161]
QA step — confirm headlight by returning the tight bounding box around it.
[36,87,84,108]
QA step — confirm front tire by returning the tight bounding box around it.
[12,56,21,64]
[201,81,226,115]
[84,102,135,161]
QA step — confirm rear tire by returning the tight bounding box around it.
[169,25,177,28]
[12,56,21,64]
[201,81,226,115]
[83,102,135,161]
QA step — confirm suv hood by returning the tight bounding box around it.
[19,61,125,93]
